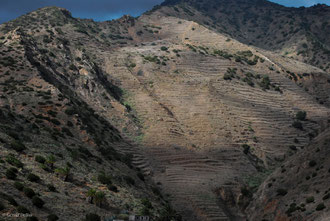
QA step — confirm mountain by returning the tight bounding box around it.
[0,1,329,221]
[0,7,173,221]
[150,0,330,73]
[247,128,330,221]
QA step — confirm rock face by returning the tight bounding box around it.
[0,2,329,221]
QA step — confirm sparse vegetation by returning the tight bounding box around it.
[10,140,26,152]
[276,188,288,196]
[0,201,5,211]
[242,144,250,155]
[14,181,24,191]
[17,205,30,214]
[27,173,41,182]
[32,196,45,208]
[292,121,303,130]
[6,154,23,168]
[47,214,59,221]
[161,46,168,51]
[296,111,307,121]
[35,155,46,164]
[24,187,36,198]
[0,4,328,221]
[97,172,112,185]
[259,75,271,90]
[309,160,317,167]
[85,213,101,221]
[6,168,17,180]
[47,184,56,192]
[124,176,135,186]
[306,196,314,203]
[223,68,237,80]
[140,198,153,216]
[87,189,105,207]
[55,166,70,182]
[316,203,325,211]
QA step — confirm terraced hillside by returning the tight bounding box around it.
[0,4,330,221]
[153,0,330,72]
[102,13,330,220]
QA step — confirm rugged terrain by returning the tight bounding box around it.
[154,0,330,72]
[0,1,329,221]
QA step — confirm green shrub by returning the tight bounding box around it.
[124,176,135,186]
[17,205,30,214]
[289,145,297,151]
[62,127,73,137]
[129,63,136,68]
[47,214,59,221]
[32,196,45,208]
[50,118,61,125]
[241,187,252,197]
[23,187,36,198]
[243,77,254,87]
[137,172,145,181]
[67,121,74,127]
[85,213,101,221]
[0,201,5,211]
[11,140,26,152]
[307,160,316,168]
[46,155,56,169]
[6,168,17,180]
[292,121,303,130]
[242,144,250,155]
[27,173,40,182]
[296,111,307,121]
[47,184,56,192]
[35,155,46,164]
[6,155,23,168]
[14,181,24,191]
[97,173,112,185]
[141,198,153,209]
[8,132,19,140]
[1,193,17,206]
[316,203,326,211]
[27,216,39,221]
[140,206,151,216]
[94,191,105,206]
[306,196,314,203]
[65,107,76,115]
[55,167,70,182]
[259,75,271,90]
[323,193,330,200]
[223,73,233,80]
[140,198,153,216]
[107,185,118,192]
[152,186,162,197]
[274,86,282,92]
[286,203,299,216]
[276,189,288,196]
[161,46,168,51]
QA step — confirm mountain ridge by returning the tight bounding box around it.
[149,0,330,73]
[0,2,330,221]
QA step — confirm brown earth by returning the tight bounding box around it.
[0,3,330,221]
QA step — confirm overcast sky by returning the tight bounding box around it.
[0,0,329,24]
